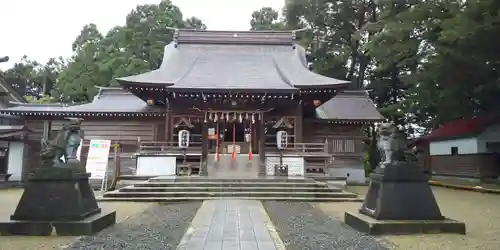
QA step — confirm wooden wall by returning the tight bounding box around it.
[303,120,365,155]
[302,120,366,174]
[431,153,500,179]
[26,118,162,148]
[22,117,163,177]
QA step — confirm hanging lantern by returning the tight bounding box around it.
[146,98,154,106]
[226,112,230,121]
[209,112,213,121]
[313,100,322,106]
[214,112,218,122]
[251,113,255,124]
[238,113,243,123]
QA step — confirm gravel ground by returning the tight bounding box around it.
[1,189,155,250]
[262,201,391,250]
[318,185,500,250]
[64,201,202,250]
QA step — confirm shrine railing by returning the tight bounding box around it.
[264,136,366,157]
[137,141,203,153]
[264,142,328,155]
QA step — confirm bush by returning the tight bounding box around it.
[363,151,372,177]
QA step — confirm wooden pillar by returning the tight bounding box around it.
[200,111,208,176]
[252,120,258,153]
[42,120,52,145]
[259,112,266,176]
[165,99,171,142]
[295,100,303,144]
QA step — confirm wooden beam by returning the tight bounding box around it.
[295,101,303,143]
[272,117,293,129]
[200,110,209,176]
[165,99,171,142]
[173,117,195,129]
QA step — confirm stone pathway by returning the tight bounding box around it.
[177,200,285,250]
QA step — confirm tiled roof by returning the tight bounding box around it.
[117,30,349,91]
[420,116,498,141]
[0,87,163,117]
[315,90,384,121]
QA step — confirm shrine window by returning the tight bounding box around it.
[450,146,458,155]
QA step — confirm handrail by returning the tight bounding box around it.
[137,140,202,153]
[266,141,327,153]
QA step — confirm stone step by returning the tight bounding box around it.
[134,182,328,188]
[119,186,343,193]
[96,196,364,202]
[103,191,357,198]
[148,177,316,183]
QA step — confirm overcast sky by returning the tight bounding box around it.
[0,0,284,70]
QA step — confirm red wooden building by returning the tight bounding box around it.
[414,115,500,179]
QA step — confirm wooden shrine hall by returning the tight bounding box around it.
[0,29,384,183]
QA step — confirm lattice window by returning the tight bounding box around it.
[330,139,355,153]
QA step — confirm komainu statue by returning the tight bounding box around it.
[40,118,84,167]
[377,123,406,168]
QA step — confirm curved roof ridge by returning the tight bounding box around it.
[173,55,200,84]
[271,56,297,88]
[176,29,294,46]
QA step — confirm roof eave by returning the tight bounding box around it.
[118,80,174,88]
[295,83,349,89]
[163,87,299,94]
[0,111,165,117]
[314,118,385,124]
[426,133,480,142]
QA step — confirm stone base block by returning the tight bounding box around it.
[0,210,116,236]
[344,211,466,235]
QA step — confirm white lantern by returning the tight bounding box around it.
[178,130,190,148]
[276,130,288,150]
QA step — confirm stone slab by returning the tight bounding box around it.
[0,210,116,236]
[176,200,285,250]
[344,211,466,235]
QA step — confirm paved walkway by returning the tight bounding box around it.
[177,200,285,250]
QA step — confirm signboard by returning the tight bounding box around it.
[85,139,111,190]
[136,156,176,176]
[266,157,305,176]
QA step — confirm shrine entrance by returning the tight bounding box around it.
[205,111,262,177]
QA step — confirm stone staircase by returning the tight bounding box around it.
[98,176,362,202]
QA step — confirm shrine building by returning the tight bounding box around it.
[0,30,384,183]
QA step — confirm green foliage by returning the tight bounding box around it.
[24,94,54,104]
[250,7,286,31]
[284,0,500,134]
[363,151,371,177]
[3,0,206,103]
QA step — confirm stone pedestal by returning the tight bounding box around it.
[345,164,466,235]
[0,167,116,236]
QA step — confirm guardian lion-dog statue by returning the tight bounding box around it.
[377,123,405,168]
